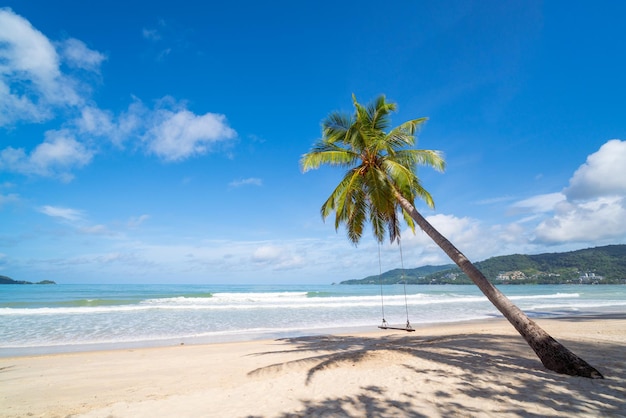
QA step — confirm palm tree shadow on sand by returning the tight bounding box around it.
[246,316,625,417]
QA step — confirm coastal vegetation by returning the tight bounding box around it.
[301,94,603,378]
[0,275,56,285]
[342,244,626,285]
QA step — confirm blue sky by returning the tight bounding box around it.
[1,1,625,284]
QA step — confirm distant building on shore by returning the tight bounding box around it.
[496,271,527,282]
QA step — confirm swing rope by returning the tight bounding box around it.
[398,240,413,331]
[378,240,415,332]
[378,243,388,328]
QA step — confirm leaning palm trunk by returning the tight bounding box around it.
[302,94,603,378]
[394,192,604,379]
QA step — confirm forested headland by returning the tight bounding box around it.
[0,275,56,285]
[341,245,626,285]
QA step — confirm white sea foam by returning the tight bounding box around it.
[1,284,624,355]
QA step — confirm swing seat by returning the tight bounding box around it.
[378,325,416,332]
[377,241,415,333]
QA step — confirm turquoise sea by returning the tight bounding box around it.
[1,283,625,357]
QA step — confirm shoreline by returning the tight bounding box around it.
[0,315,503,358]
[3,310,624,359]
[2,313,625,417]
[4,283,625,361]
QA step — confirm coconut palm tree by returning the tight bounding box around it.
[301,94,603,378]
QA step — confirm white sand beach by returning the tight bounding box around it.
[2,315,625,418]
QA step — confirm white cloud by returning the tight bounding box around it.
[521,139,626,245]
[0,8,59,124]
[229,178,263,188]
[564,139,626,200]
[75,106,116,136]
[427,214,479,239]
[0,9,99,180]
[0,9,59,84]
[74,104,139,149]
[104,98,147,147]
[39,205,84,222]
[399,213,502,264]
[0,129,94,181]
[144,104,237,162]
[58,38,107,71]
[73,98,238,162]
[0,8,97,127]
[252,245,282,261]
[394,139,626,261]
[38,205,115,236]
[0,10,237,181]
[252,244,306,270]
[30,131,93,172]
[508,192,565,215]
[535,197,626,243]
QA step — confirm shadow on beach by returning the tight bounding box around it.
[247,316,626,417]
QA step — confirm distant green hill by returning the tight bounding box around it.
[341,264,455,284]
[0,275,56,285]
[341,245,626,285]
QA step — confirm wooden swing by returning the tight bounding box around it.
[377,240,415,332]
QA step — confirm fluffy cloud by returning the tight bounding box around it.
[73,98,238,161]
[0,8,100,180]
[0,10,237,181]
[0,8,60,124]
[564,139,626,200]
[74,100,147,148]
[58,38,106,71]
[398,213,500,264]
[520,139,626,245]
[0,8,104,126]
[144,106,237,162]
[0,130,94,181]
[392,140,626,262]
[75,106,117,137]
[535,197,626,243]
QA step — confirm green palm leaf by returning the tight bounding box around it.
[301,94,445,245]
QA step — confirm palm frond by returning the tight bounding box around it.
[301,143,357,171]
[368,95,395,132]
[346,186,367,244]
[320,169,356,222]
[304,94,446,244]
[394,149,445,172]
[401,208,416,235]
[323,112,353,144]
[386,118,427,148]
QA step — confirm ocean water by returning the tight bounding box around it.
[1,283,625,357]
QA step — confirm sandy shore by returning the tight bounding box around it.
[2,315,625,418]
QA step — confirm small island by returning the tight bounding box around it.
[0,275,56,285]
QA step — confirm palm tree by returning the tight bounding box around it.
[301,94,603,379]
